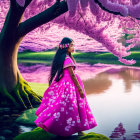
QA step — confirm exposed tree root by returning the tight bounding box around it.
[0,73,43,110]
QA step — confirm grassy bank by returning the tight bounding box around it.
[28,82,48,97]
[18,51,140,67]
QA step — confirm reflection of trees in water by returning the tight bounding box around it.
[18,63,42,73]
[19,63,36,67]
[18,63,140,93]
[18,63,50,73]
[83,73,112,95]
[109,122,140,140]
[105,67,140,93]
[132,123,140,139]
[122,68,140,93]
[109,123,126,139]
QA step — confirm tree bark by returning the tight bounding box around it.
[0,0,68,110]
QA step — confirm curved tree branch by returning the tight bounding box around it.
[94,0,124,16]
[17,0,68,38]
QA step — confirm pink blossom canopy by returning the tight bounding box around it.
[13,0,140,65]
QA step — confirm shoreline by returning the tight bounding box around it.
[18,51,140,67]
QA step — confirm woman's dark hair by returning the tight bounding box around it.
[48,37,74,86]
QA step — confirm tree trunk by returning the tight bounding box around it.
[0,0,68,110]
[0,35,42,110]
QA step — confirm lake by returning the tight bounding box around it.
[18,62,140,139]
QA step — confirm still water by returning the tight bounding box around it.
[83,66,140,139]
[18,62,140,140]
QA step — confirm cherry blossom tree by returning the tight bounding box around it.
[0,0,139,110]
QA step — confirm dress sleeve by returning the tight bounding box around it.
[63,56,75,69]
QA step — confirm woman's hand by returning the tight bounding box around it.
[78,87,84,98]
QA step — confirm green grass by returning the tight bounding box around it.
[18,51,140,67]
[28,82,49,97]
[18,51,56,60]
[17,59,52,65]
[18,51,140,60]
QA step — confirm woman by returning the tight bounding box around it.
[34,37,97,137]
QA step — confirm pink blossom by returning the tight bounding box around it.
[67,0,79,17]
[126,39,133,43]
[80,0,89,10]
[119,57,136,65]
[127,3,140,18]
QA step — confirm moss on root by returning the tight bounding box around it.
[13,127,110,140]
[0,74,43,110]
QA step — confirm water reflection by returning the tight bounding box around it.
[18,63,51,83]
[83,67,140,95]
[83,73,112,94]
[85,66,140,139]
[106,67,140,93]
[18,63,114,83]
[109,123,126,139]
[109,123,140,140]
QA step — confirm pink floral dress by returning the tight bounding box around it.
[34,54,97,136]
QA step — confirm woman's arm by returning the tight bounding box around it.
[67,66,84,98]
